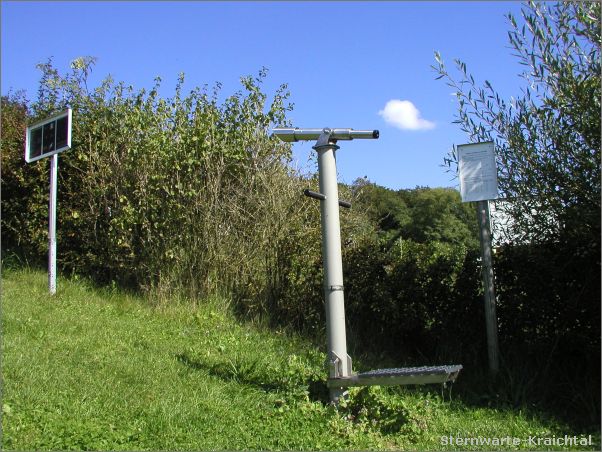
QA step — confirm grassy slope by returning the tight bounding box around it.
[1,269,598,451]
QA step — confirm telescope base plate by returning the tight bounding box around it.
[327,365,462,388]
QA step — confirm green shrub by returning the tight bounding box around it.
[343,236,473,362]
[3,59,303,306]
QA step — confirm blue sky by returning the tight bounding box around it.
[1,1,527,190]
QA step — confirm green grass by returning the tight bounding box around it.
[1,268,599,450]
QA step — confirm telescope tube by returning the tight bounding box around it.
[272,127,379,142]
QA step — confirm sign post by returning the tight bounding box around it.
[458,141,499,376]
[475,198,499,375]
[25,109,72,295]
[48,154,59,294]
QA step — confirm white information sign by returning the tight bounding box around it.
[457,141,498,202]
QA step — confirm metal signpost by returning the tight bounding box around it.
[25,109,72,295]
[273,127,462,403]
[457,141,499,376]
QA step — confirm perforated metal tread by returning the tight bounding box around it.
[328,364,462,388]
[359,365,462,378]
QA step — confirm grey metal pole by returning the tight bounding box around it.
[314,136,352,404]
[48,153,58,295]
[272,127,378,402]
[476,200,499,375]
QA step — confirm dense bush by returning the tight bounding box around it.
[1,59,374,324]
[342,233,599,426]
[494,240,600,423]
[342,236,481,364]
[1,92,49,266]
[3,60,313,310]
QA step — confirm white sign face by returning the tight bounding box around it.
[457,141,498,202]
[25,109,72,163]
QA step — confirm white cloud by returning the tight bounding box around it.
[378,99,435,131]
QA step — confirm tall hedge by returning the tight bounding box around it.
[1,59,376,319]
[4,60,312,309]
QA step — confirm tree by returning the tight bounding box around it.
[399,187,479,249]
[352,179,479,250]
[351,177,411,238]
[1,92,50,261]
[434,4,600,424]
[434,1,600,247]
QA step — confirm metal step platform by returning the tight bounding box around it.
[328,365,463,388]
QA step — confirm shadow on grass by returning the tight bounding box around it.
[175,352,330,404]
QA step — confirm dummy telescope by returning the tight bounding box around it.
[269,125,462,404]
